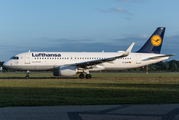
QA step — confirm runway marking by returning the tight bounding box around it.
[68,105,179,120]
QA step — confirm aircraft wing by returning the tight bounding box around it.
[69,43,135,68]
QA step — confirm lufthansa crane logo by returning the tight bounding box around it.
[151,35,162,46]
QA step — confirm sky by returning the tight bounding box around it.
[0,0,179,61]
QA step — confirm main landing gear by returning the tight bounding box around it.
[25,70,30,79]
[86,74,92,79]
[79,73,92,79]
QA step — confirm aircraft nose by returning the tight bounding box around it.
[3,61,10,68]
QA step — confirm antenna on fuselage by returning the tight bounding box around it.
[28,50,31,52]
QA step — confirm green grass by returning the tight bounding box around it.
[0,73,179,107]
[1,72,179,78]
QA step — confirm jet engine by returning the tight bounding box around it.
[53,66,77,76]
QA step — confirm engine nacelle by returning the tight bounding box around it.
[53,66,77,76]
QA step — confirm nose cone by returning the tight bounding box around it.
[3,61,11,69]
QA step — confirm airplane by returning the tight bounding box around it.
[3,27,175,79]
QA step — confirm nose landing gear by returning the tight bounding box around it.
[25,70,29,79]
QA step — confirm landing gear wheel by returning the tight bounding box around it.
[79,74,85,79]
[86,74,92,79]
[25,70,30,79]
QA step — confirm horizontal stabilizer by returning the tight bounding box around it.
[149,54,175,60]
[143,54,175,61]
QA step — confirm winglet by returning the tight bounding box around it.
[122,42,135,57]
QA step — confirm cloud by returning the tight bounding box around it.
[116,0,144,3]
[96,7,133,17]
[165,35,179,43]
[32,34,153,53]
[96,8,106,13]
[121,34,148,38]
[163,35,179,50]
[111,7,128,13]
[32,35,151,53]
[32,42,130,53]
[2,34,179,61]
[110,7,134,16]
[112,34,149,49]
[41,37,93,43]
[125,17,131,20]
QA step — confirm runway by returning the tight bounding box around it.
[0,104,179,120]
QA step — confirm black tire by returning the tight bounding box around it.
[79,74,84,79]
[86,74,92,79]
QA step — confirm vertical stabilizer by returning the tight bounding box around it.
[137,27,165,54]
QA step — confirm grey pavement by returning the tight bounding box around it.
[0,104,179,120]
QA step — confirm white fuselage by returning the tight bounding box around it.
[3,52,169,71]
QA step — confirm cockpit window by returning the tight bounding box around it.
[10,56,19,60]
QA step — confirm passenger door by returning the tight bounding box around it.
[136,54,141,64]
[25,53,30,64]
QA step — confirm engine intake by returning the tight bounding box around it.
[53,66,77,76]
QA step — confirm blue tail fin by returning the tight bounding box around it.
[137,27,165,54]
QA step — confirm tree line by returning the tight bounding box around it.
[119,60,179,72]
[0,60,179,72]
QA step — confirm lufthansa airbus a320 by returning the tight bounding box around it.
[3,27,175,79]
